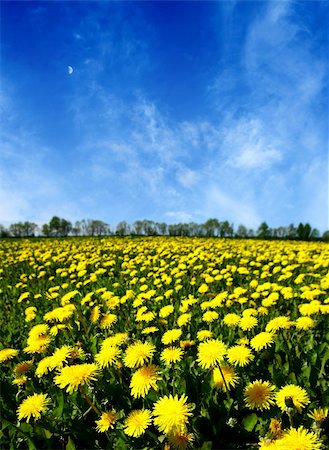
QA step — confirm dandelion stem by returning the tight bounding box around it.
[79,385,100,415]
[217,364,230,397]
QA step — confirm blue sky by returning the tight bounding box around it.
[1,0,328,231]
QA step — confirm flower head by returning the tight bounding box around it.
[244,380,275,410]
[124,341,156,368]
[160,347,183,365]
[124,409,152,437]
[168,429,195,449]
[239,315,258,331]
[226,345,254,367]
[308,407,328,423]
[162,329,183,345]
[95,346,120,368]
[213,365,239,392]
[250,332,275,351]
[54,363,99,394]
[276,384,310,413]
[0,348,19,363]
[197,339,227,369]
[17,393,50,422]
[130,365,161,398]
[96,410,117,432]
[278,426,323,450]
[153,394,193,435]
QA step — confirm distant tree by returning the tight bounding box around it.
[272,226,286,239]
[8,222,37,237]
[322,230,329,241]
[155,222,168,236]
[297,223,312,240]
[287,224,297,239]
[142,220,157,236]
[0,224,9,238]
[43,216,72,237]
[203,218,220,237]
[219,220,234,237]
[236,224,248,238]
[116,221,130,236]
[310,228,319,239]
[41,223,51,237]
[132,220,144,235]
[257,222,271,239]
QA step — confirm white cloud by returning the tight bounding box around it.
[203,185,261,229]
[165,211,194,223]
[222,118,282,169]
[176,168,200,188]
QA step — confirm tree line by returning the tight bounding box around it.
[0,216,328,241]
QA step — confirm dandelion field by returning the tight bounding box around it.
[1,237,329,449]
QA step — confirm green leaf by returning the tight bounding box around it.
[54,390,64,417]
[200,442,213,450]
[319,348,329,378]
[66,436,76,450]
[242,413,258,432]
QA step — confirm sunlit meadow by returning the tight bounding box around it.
[0,237,328,449]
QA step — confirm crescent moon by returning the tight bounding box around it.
[68,66,73,75]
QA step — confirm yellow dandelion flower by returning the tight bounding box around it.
[276,384,310,413]
[49,324,67,336]
[130,365,161,398]
[213,365,239,392]
[239,315,258,331]
[269,418,282,438]
[29,324,49,338]
[226,345,254,367]
[142,326,159,334]
[17,393,50,422]
[90,306,100,323]
[124,341,156,368]
[13,376,27,386]
[95,410,117,432]
[162,329,183,345]
[168,429,195,449]
[223,313,241,327]
[50,345,73,369]
[102,332,128,347]
[244,380,275,410]
[54,363,99,394]
[0,348,19,363]
[202,310,219,323]
[295,317,315,330]
[177,313,191,327]
[153,394,193,435]
[159,304,174,318]
[237,337,250,346]
[299,302,321,316]
[124,409,152,437]
[35,356,54,377]
[100,313,117,329]
[250,332,275,351]
[95,345,120,368]
[198,283,209,294]
[265,316,293,332]
[197,330,213,341]
[14,360,33,375]
[180,340,195,349]
[160,347,183,365]
[43,305,75,322]
[308,407,328,423]
[197,339,227,369]
[24,334,52,354]
[25,306,37,322]
[278,426,323,450]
